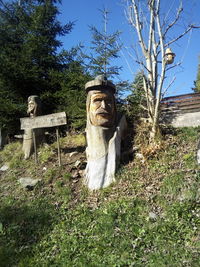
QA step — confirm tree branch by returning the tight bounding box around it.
[148,0,155,52]
[166,61,181,72]
[163,2,183,38]
[135,60,152,74]
[161,76,176,98]
[131,0,147,56]
[165,24,200,47]
[140,104,148,111]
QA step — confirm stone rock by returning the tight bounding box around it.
[135,153,144,159]
[71,170,80,179]
[74,160,81,168]
[78,170,84,176]
[14,134,23,139]
[149,212,157,220]
[135,153,145,163]
[0,165,9,172]
[197,148,200,164]
[196,188,200,202]
[19,177,41,190]
[69,151,78,157]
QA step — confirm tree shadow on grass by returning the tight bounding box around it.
[0,198,57,266]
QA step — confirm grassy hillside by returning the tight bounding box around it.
[0,127,199,266]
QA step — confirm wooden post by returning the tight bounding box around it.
[20,112,67,165]
[32,129,38,164]
[56,127,61,166]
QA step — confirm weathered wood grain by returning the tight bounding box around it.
[20,112,67,130]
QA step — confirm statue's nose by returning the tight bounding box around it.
[101,100,106,108]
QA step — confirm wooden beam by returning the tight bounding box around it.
[20,112,67,130]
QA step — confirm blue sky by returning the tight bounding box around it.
[57,0,200,97]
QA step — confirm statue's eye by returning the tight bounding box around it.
[93,99,101,104]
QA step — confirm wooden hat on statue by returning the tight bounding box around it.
[85,75,116,93]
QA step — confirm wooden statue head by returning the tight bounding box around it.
[27,95,42,118]
[85,76,116,128]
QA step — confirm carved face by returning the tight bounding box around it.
[88,90,116,127]
[27,95,41,117]
[27,100,35,117]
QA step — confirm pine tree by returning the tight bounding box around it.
[88,8,122,79]
[53,60,91,129]
[125,72,147,121]
[0,0,76,133]
[0,0,74,97]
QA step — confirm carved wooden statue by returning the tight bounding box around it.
[84,75,127,190]
[22,95,44,159]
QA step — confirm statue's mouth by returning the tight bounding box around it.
[96,110,110,115]
[97,113,110,119]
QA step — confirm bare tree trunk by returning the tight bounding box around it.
[126,0,199,143]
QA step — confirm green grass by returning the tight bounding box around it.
[60,133,86,148]
[0,128,199,266]
[38,144,55,164]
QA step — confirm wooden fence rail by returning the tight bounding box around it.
[160,92,200,127]
[161,93,200,115]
